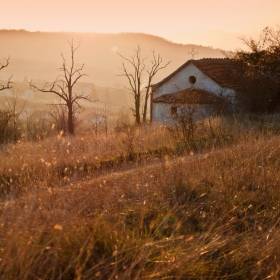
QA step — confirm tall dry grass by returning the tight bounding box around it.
[0,125,174,195]
[0,114,280,279]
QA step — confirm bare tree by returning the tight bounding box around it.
[30,41,94,135]
[114,107,131,133]
[0,110,12,144]
[0,91,25,144]
[25,110,53,141]
[0,57,12,92]
[118,46,170,125]
[118,46,144,125]
[2,91,25,142]
[100,104,112,137]
[168,104,198,144]
[49,103,69,135]
[142,51,171,123]
[90,107,103,135]
[89,104,112,136]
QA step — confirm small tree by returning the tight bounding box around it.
[100,104,112,136]
[30,42,94,135]
[89,104,112,136]
[90,107,103,135]
[49,103,68,134]
[0,56,12,92]
[26,110,53,141]
[0,110,12,144]
[118,46,170,125]
[49,101,81,135]
[0,91,25,144]
[114,107,131,133]
[2,92,25,143]
[229,26,280,113]
[168,104,198,144]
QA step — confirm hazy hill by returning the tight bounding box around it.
[0,30,223,86]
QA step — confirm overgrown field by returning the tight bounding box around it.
[1,115,280,279]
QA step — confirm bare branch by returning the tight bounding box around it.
[118,46,171,124]
[0,57,13,91]
[0,56,9,71]
[0,75,13,91]
[29,41,95,135]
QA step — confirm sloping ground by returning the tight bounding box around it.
[1,135,280,279]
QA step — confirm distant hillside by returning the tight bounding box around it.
[0,30,223,86]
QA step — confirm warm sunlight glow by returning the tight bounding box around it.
[2,0,280,49]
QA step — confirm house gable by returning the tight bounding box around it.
[150,58,242,124]
[151,58,242,92]
[152,62,226,100]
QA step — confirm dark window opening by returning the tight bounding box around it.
[189,76,196,84]
[171,106,177,114]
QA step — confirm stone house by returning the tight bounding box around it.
[150,58,242,123]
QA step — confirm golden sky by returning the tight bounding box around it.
[1,0,279,49]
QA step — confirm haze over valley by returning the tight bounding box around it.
[0,30,224,123]
[0,30,223,84]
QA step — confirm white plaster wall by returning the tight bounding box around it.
[154,63,224,99]
[153,103,171,124]
[153,103,214,124]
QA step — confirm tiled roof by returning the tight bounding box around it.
[151,58,243,90]
[153,88,222,104]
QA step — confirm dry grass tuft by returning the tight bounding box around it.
[1,115,280,279]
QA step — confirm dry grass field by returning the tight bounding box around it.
[1,114,280,279]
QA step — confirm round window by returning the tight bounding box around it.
[189,76,196,84]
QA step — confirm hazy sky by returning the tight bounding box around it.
[1,0,279,49]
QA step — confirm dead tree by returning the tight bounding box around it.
[89,104,112,136]
[0,57,12,91]
[142,51,170,123]
[118,46,145,125]
[90,107,103,135]
[49,102,70,134]
[2,91,25,142]
[118,46,170,125]
[30,42,93,135]
[168,104,198,144]
[0,110,12,144]
[100,104,112,137]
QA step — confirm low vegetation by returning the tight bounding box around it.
[1,114,280,279]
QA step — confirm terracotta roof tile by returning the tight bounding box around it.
[151,58,243,90]
[153,88,222,104]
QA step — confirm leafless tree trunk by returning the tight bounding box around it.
[0,110,12,144]
[118,46,144,125]
[142,51,170,123]
[118,46,170,125]
[0,57,12,92]
[90,107,103,135]
[30,41,94,135]
[100,104,111,137]
[2,91,25,142]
